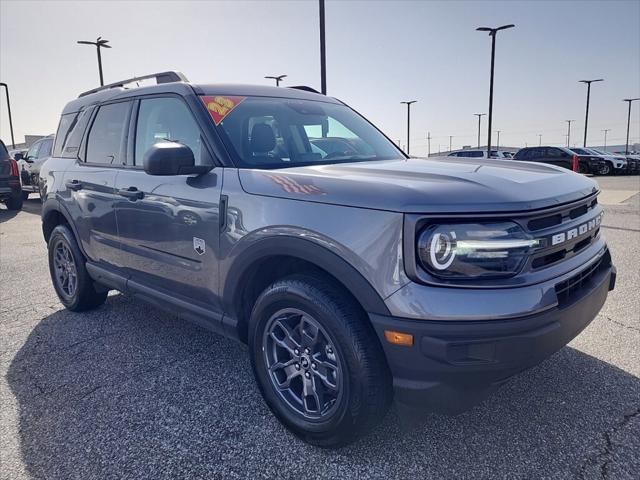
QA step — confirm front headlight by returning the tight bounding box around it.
[416,222,539,280]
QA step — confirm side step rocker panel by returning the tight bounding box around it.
[85,262,240,341]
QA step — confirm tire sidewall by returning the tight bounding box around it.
[249,281,368,442]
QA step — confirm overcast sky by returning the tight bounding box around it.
[1,0,639,154]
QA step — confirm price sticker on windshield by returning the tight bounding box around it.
[201,95,247,125]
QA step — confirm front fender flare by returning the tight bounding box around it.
[222,236,391,317]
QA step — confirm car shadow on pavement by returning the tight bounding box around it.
[0,198,41,223]
[7,294,640,479]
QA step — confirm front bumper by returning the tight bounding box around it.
[370,251,615,414]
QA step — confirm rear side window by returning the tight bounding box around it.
[61,108,93,158]
[53,114,76,157]
[86,102,130,164]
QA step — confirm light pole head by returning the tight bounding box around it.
[579,79,604,84]
[623,98,640,103]
[477,24,515,35]
[401,100,417,106]
[474,113,486,117]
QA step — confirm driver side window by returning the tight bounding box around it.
[26,142,41,161]
[135,97,203,165]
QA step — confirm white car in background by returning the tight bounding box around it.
[585,149,627,175]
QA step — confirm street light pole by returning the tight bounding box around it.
[265,75,287,86]
[496,130,500,150]
[565,120,574,147]
[401,100,417,155]
[427,131,431,156]
[579,78,604,147]
[476,24,514,159]
[77,37,111,86]
[474,113,486,148]
[623,98,640,154]
[449,135,453,152]
[319,0,327,94]
[602,129,611,151]
[538,134,542,146]
[0,82,15,148]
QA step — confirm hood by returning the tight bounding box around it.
[238,157,599,213]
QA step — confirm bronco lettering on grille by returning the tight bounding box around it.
[550,212,603,246]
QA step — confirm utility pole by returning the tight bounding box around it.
[579,79,604,147]
[474,113,486,148]
[0,83,15,148]
[77,37,111,86]
[476,24,515,159]
[623,98,640,154]
[449,135,453,152]
[319,0,327,94]
[496,130,501,150]
[400,100,417,155]
[538,134,542,146]
[602,129,611,150]
[565,120,574,147]
[427,131,431,156]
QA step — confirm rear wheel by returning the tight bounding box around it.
[48,225,108,311]
[249,273,392,448]
[5,194,23,211]
[21,191,30,200]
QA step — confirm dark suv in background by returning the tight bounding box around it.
[513,146,604,174]
[0,140,23,210]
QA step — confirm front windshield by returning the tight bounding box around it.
[205,96,405,169]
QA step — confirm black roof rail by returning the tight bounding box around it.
[78,71,189,98]
[287,86,322,94]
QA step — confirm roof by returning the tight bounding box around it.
[62,71,339,115]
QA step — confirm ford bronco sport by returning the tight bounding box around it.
[41,72,616,447]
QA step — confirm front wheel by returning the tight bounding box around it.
[599,162,613,176]
[249,273,393,448]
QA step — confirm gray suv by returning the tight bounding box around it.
[41,72,616,447]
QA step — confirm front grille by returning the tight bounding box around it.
[554,252,608,307]
[527,197,597,232]
[526,195,602,272]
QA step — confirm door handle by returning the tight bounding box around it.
[118,186,144,200]
[65,180,83,191]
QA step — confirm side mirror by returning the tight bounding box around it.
[14,152,24,161]
[143,143,212,176]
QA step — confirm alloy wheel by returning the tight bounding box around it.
[262,308,343,420]
[53,240,78,298]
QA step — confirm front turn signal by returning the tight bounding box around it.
[384,330,414,346]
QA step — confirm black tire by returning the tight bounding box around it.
[5,194,23,211]
[578,163,589,174]
[249,273,393,448]
[21,191,30,200]
[48,224,108,311]
[599,161,613,176]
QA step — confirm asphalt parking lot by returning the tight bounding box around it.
[1,175,638,480]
